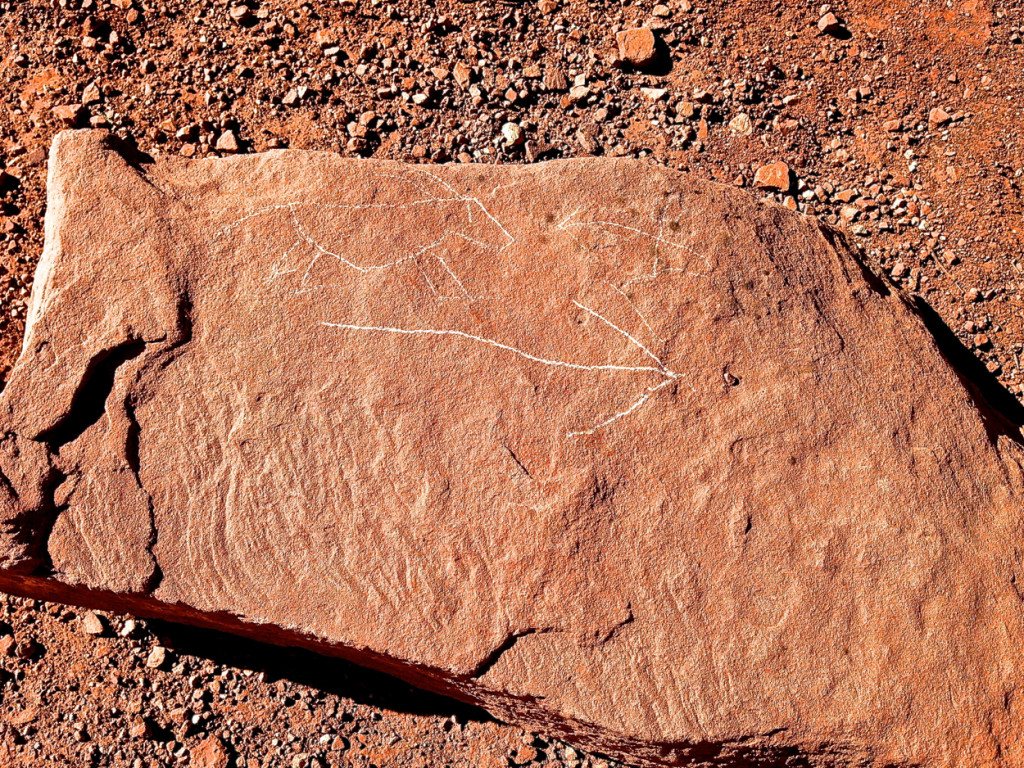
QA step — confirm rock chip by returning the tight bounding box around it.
[146,645,167,668]
[0,131,1023,768]
[215,130,241,153]
[543,66,569,92]
[228,4,253,25]
[128,716,153,739]
[561,84,591,108]
[15,636,36,658]
[728,113,752,135]
[192,736,230,768]
[929,106,952,127]
[818,12,847,35]
[753,160,792,191]
[501,123,524,146]
[52,104,86,127]
[81,82,102,105]
[615,27,658,67]
[452,62,473,88]
[81,611,106,636]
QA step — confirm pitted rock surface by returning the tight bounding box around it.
[1,130,1023,767]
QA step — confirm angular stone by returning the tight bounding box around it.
[929,106,952,128]
[543,66,569,92]
[452,62,473,88]
[80,610,106,635]
[728,113,752,135]
[616,27,658,67]
[52,104,86,127]
[818,12,846,35]
[1,130,1024,768]
[754,160,792,191]
[192,736,230,768]
[146,644,167,668]
[215,130,241,153]
[228,4,253,25]
[81,82,102,105]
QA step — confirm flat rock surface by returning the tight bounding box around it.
[1,130,1024,767]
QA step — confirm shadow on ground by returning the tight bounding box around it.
[914,296,1024,443]
[147,618,493,723]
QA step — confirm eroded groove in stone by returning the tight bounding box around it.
[0,130,1023,767]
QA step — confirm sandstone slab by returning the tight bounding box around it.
[1,131,1024,767]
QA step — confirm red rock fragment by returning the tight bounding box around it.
[615,27,657,67]
[753,160,792,191]
[818,12,846,35]
[52,104,86,127]
[929,107,952,127]
[216,130,242,153]
[192,736,230,768]
[128,717,153,739]
[452,62,472,88]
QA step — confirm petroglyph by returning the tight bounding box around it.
[213,167,705,437]
[5,132,1024,768]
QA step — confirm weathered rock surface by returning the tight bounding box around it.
[1,130,1024,767]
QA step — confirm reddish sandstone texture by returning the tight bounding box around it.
[0,131,1022,766]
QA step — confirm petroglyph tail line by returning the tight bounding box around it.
[322,323,669,376]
